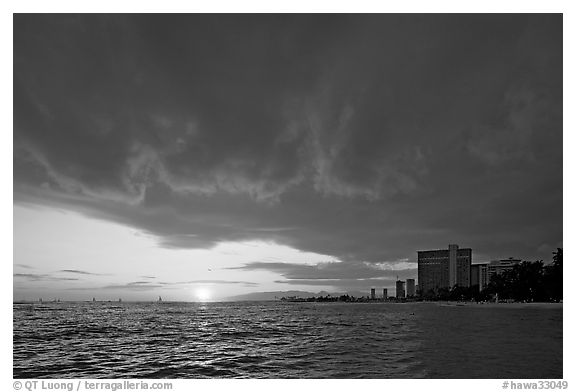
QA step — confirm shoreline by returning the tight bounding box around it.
[433,301,563,309]
[13,300,563,308]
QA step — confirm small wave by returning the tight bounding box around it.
[13,302,563,379]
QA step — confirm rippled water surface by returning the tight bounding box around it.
[13,301,562,378]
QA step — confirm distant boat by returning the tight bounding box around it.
[158,296,162,302]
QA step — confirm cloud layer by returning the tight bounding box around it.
[14,15,562,266]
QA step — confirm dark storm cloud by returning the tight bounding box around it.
[14,14,562,264]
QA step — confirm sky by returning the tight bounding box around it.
[13,14,562,301]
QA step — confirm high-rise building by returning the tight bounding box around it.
[449,244,458,287]
[418,244,472,295]
[396,280,406,298]
[406,279,416,297]
[487,257,521,282]
[370,288,376,300]
[382,288,388,299]
[471,263,488,292]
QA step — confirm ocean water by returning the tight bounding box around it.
[13,301,562,379]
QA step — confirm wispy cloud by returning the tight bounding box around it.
[173,279,259,287]
[15,264,35,269]
[227,260,416,281]
[14,273,79,282]
[58,269,108,276]
[274,278,400,289]
[67,278,259,291]
[104,282,164,290]
[69,281,163,291]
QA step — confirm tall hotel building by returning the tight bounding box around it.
[406,279,416,297]
[396,280,406,298]
[471,263,488,292]
[417,244,472,295]
[487,257,521,282]
[471,258,520,292]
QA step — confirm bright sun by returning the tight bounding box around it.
[194,288,211,302]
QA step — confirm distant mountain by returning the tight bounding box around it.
[221,290,317,302]
[221,290,372,302]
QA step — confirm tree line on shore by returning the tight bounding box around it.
[280,249,562,303]
[422,248,563,302]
